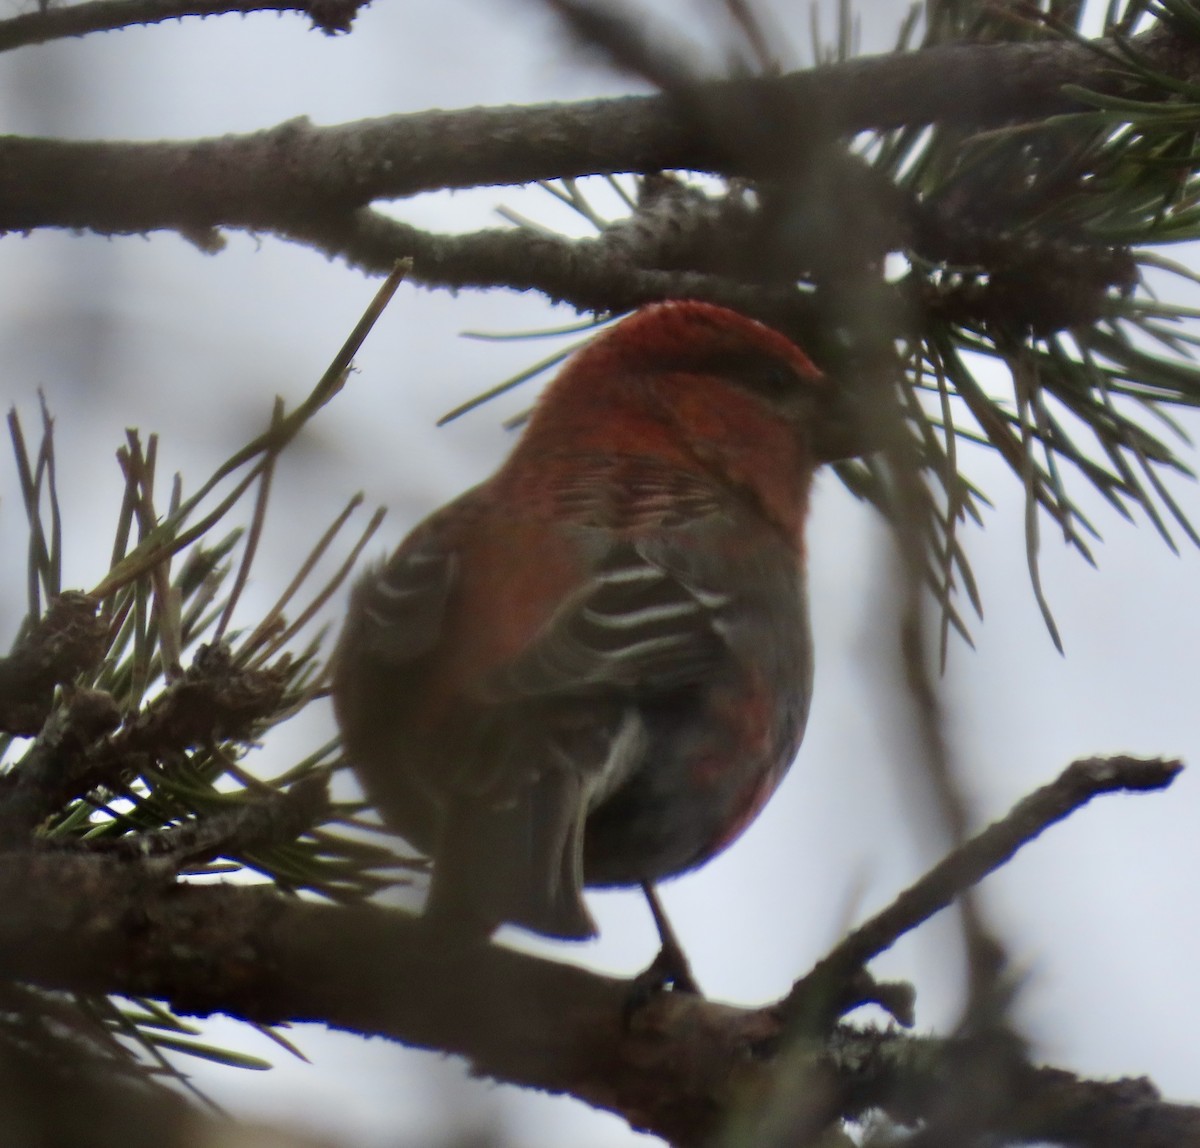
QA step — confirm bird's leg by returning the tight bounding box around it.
[636,880,701,996]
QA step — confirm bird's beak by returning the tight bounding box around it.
[810,377,888,463]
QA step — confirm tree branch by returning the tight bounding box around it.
[2,848,1197,1147]
[782,755,1183,1026]
[0,23,1194,243]
[0,753,1185,1145]
[0,643,287,846]
[0,0,365,50]
[275,206,819,321]
[0,592,105,736]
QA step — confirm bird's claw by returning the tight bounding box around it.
[623,939,703,1027]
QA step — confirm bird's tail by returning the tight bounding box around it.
[425,770,597,941]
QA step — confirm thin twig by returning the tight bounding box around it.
[780,754,1183,1025]
[0,0,365,53]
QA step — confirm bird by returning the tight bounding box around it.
[333,299,854,948]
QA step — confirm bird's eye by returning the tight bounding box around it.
[714,351,798,398]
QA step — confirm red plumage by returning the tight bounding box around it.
[333,301,835,940]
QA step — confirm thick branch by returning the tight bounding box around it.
[0,24,1194,241]
[2,850,1199,1147]
[0,753,1186,1145]
[0,849,784,1144]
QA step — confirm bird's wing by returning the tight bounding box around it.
[331,491,477,850]
[460,451,758,702]
[452,445,809,710]
[489,530,735,701]
[346,461,774,696]
[341,495,472,670]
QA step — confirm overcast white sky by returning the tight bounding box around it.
[1,1,1199,1145]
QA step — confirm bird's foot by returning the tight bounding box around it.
[623,882,702,1023]
[623,942,703,1027]
[638,881,700,992]
[636,938,702,996]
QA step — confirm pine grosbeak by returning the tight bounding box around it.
[334,300,847,941]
